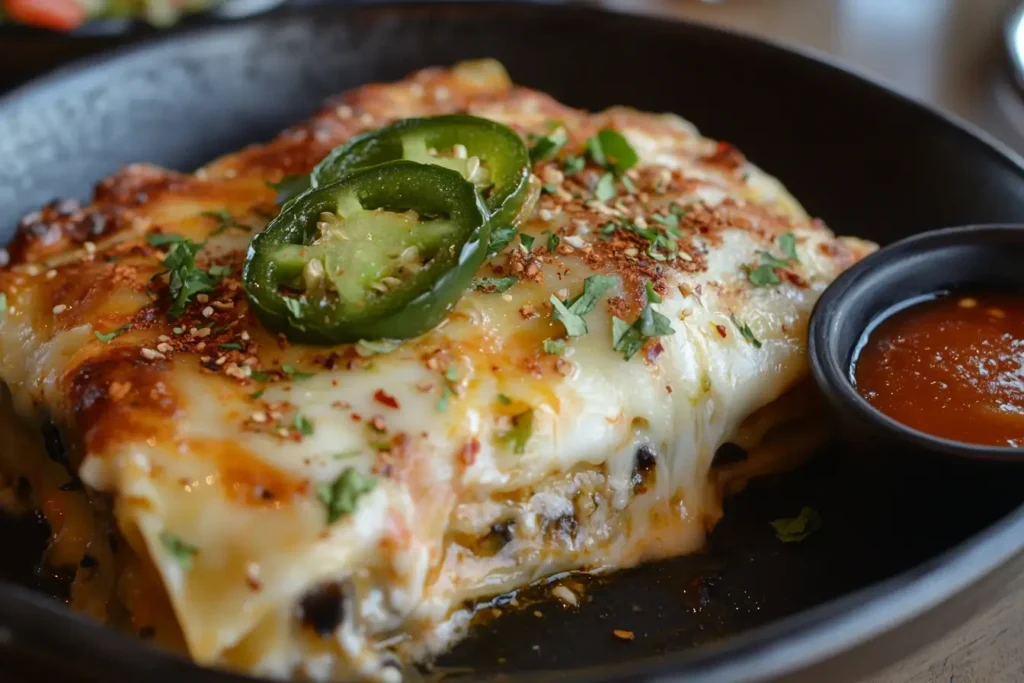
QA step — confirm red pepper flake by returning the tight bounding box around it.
[665,385,673,394]
[613,629,635,641]
[369,415,387,433]
[645,341,665,363]
[715,324,727,338]
[373,389,400,409]
[459,438,481,466]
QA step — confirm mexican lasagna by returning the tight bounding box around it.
[0,60,873,680]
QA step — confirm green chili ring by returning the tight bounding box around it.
[311,115,531,233]
[243,161,491,345]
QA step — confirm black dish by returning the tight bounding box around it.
[1,3,1024,683]
[809,224,1024,463]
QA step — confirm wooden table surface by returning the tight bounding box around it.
[595,1,1024,681]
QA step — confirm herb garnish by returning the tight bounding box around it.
[730,314,762,348]
[542,338,566,355]
[293,413,315,436]
[437,367,460,412]
[0,293,7,315]
[562,156,585,175]
[645,281,662,304]
[497,393,513,405]
[488,225,519,257]
[159,532,198,570]
[473,276,518,293]
[147,234,224,320]
[530,128,569,163]
[281,364,314,380]
[550,274,618,337]
[612,304,675,360]
[219,342,244,351]
[519,233,535,251]
[497,409,534,455]
[546,230,560,253]
[595,173,616,202]
[94,324,130,343]
[587,130,639,175]
[203,210,247,236]
[356,339,401,356]
[317,467,376,524]
[771,507,821,543]
[744,233,800,287]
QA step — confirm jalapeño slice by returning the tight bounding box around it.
[243,161,490,345]
[311,115,531,233]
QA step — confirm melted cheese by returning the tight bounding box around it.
[0,59,874,680]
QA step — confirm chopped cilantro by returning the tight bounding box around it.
[541,184,559,194]
[333,449,362,460]
[317,467,376,524]
[551,274,618,337]
[771,507,821,543]
[497,393,513,405]
[621,174,638,194]
[529,128,568,163]
[293,413,315,436]
[586,129,639,175]
[595,173,616,202]
[0,293,7,315]
[355,339,400,356]
[473,276,518,293]
[562,156,585,175]
[207,264,232,278]
[758,251,791,269]
[445,367,459,383]
[159,532,198,570]
[496,409,534,455]
[202,209,246,236]
[645,281,662,304]
[268,174,311,206]
[250,370,274,382]
[730,314,762,348]
[219,342,243,351]
[542,338,566,355]
[670,203,689,216]
[488,225,519,257]
[778,232,800,262]
[612,304,675,360]
[150,235,219,321]
[250,389,264,400]
[600,222,618,237]
[652,213,679,229]
[94,324,130,343]
[546,231,560,253]
[281,364,314,380]
[745,263,781,287]
[520,233,535,251]
[436,385,452,412]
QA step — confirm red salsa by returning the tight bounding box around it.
[854,292,1024,448]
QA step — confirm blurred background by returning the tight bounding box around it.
[3,0,1024,154]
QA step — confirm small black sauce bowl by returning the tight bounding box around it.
[808,224,1024,463]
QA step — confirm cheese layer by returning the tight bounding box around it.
[0,60,873,680]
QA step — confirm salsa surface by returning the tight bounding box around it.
[855,292,1024,448]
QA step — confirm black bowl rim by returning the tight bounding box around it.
[808,223,1024,463]
[1,3,1024,682]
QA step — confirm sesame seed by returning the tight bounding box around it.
[156,343,173,354]
[335,105,353,119]
[624,248,639,257]
[434,86,450,101]
[197,294,209,304]
[240,331,250,341]
[25,265,41,276]
[196,342,206,352]
[202,306,214,318]
[541,167,564,185]
[158,335,171,342]
[196,328,211,338]
[251,411,267,423]
[539,209,554,222]
[634,217,648,229]
[140,348,165,360]
[359,112,374,126]
[83,242,96,254]
[45,269,57,280]
[215,355,228,366]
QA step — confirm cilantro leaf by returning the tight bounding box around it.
[520,233,535,251]
[778,232,799,263]
[497,393,513,405]
[562,156,586,175]
[758,251,791,269]
[730,314,762,348]
[219,342,243,351]
[0,293,6,315]
[202,209,246,236]
[317,467,376,524]
[771,507,821,543]
[159,532,198,570]
[150,235,220,321]
[473,276,518,293]
[530,128,568,163]
[542,338,566,355]
[587,129,638,175]
[293,413,315,436]
[746,263,781,287]
[281,364,314,380]
[645,281,662,304]
[146,233,186,247]
[488,225,519,257]
[595,173,616,202]
[546,231,560,253]
[94,324,130,343]
[550,274,618,337]
[356,339,400,357]
[496,409,534,455]
[612,304,675,360]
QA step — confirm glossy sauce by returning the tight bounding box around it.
[854,292,1024,448]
